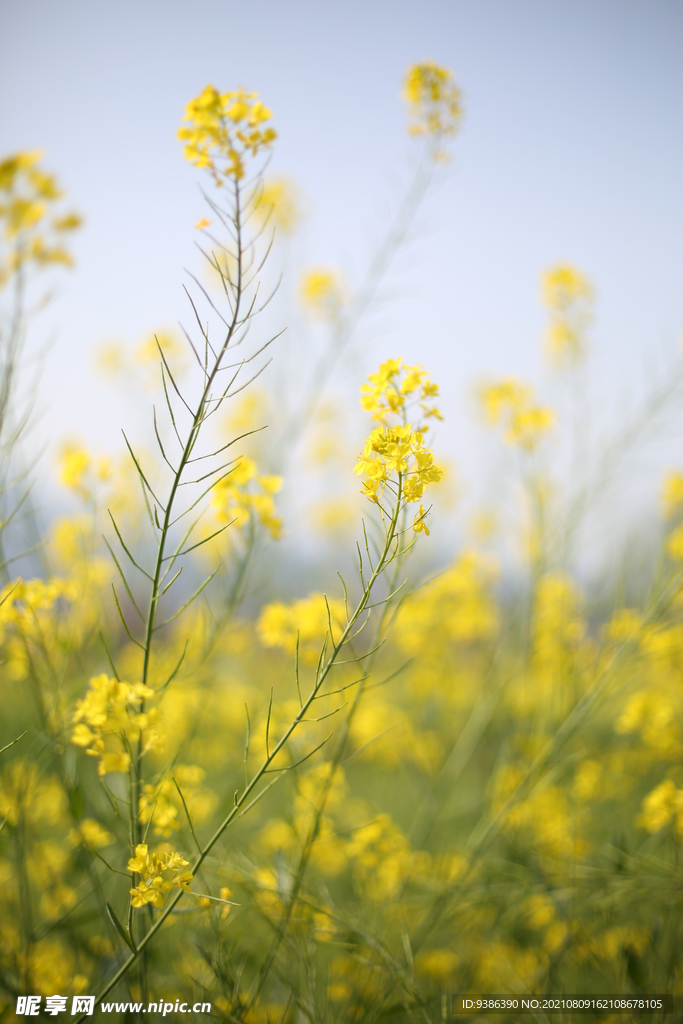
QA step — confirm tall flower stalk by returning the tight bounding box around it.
[70,82,444,1015]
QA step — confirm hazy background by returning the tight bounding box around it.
[1,0,682,572]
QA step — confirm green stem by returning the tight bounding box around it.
[83,477,405,1017]
[250,482,408,1003]
[131,176,244,859]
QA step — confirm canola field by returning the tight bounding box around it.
[1,63,683,1024]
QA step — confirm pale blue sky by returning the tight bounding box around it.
[1,0,682,561]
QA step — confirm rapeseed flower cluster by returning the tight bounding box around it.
[128,844,192,909]
[345,813,427,902]
[71,674,163,776]
[403,61,464,148]
[355,424,443,507]
[397,549,499,659]
[360,357,441,423]
[258,591,346,662]
[177,85,275,182]
[0,578,72,639]
[299,268,346,321]
[58,443,113,500]
[355,359,443,515]
[254,178,303,234]
[138,765,217,838]
[0,150,80,285]
[211,456,283,539]
[638,779,683,835]
[3,63,683,1024]
[541,262,594,367]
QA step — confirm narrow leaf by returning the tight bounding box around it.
[106,902,136,953]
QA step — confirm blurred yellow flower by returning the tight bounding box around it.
[299,267,346,321]
[68,818,114,849]
[0,150,81,286]
[135,328,188,385]
[541,262,594,368]
[467,508,498,543]
[403,61,464,153]
[397,549,498,653]
[479,378,531,424]
[506,404,556,450]
[310,497,357,535]
[211,456,283,539]
[638,779,683,834]
[258,591,346,662]
[480,378,555,451]
[573,760,602,801]
[223,388,269,433]
[414,948,460,983]
[59,446,91,494]
[666,523,683,562]
[254,177,303,235]
[662,470,683,519]
[94,340,127,377]
[139,766,216,838]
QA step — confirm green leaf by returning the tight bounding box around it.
[106,902,136,953]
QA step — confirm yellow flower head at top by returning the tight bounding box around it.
[360,357,441,425]
[540,263,595,368]
[403,62,464,155]
[355,358,443,521]
[178,85,276,184]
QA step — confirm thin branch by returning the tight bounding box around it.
[153,567,220,630]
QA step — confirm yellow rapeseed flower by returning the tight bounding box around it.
[413,505,430,535]
[662,470,683,519]
[71,674,162,776]
[68,819,115,849]
[254,177,303,234]
[128,844,192,909]
[540,262,594,368]
[59,446,91,494]
[638,779,683,834]
[480,378,555,451]
[403,62,464,154]
[258,591,347,663]
[506,404,556,450]
[0,150,81,286]
[211,456,283,540]
[479,378,531,424]
[299,268,346,321]
[355,359,443,510]
[178,84,276,183]
[135,328,189,387]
